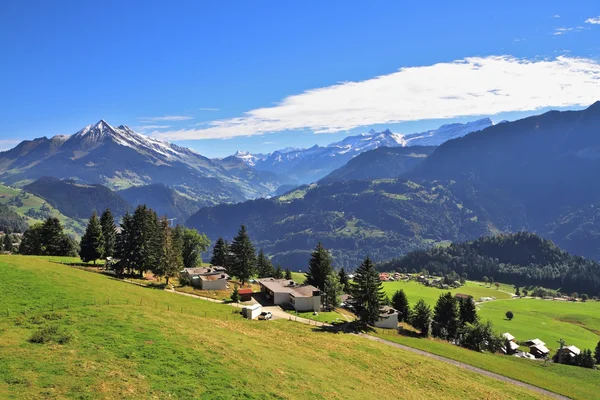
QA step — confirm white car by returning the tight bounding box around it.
[258,311,273,320]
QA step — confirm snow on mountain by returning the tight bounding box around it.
[328,129,406,152]
[402,118,493,146]
[232,150,263,167]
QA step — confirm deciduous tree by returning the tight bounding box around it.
[323,270,342,310]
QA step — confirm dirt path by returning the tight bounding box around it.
[360,335,569,400]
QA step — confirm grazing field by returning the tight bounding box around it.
[373,329,598,400]
[381,280,512,306]
[477,298,600,351]
[0,255,550,399]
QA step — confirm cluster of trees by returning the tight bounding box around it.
[378,232,600,296]
[552,340,600,369]
[0,202,28,233]
[398,290,501,353]
[19,217,78,256]
[209,226,293,285]
[0,233,15,252]
[79,205,210,285]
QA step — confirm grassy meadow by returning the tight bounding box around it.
[0,255,552,399]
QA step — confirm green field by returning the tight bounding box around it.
[0,255,552,399]
[0,184,85,237]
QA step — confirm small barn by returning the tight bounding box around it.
[238,288,254,302]
[374,306,399,329]
[242,303,262,320]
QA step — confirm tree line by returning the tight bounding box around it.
[377,232,600,297]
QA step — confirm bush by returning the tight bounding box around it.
[505,311,514,320]
[28,325,72,344]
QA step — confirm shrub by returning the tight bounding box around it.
[505,311,514,320]
[28,325,72,344]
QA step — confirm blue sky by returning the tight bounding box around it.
[1,1,599,157]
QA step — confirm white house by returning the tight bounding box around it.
[258,278,320,312]
[182,266,229,290]
[374,306,399,329]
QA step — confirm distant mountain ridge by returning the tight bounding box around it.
[0,120,282,206]
[230,118,494,184]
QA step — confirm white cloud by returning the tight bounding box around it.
[138,115,193,122]
[198,107,220,111]
[151,55,600,141]
[553,27,573,35]
[552,14,560,18]
[586,16,600,24]
[136,125,171,130]
[263,141,277,145]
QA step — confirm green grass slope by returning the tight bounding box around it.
[0,255,548,400]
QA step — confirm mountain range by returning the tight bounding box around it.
[231,118,494,184]
[186,102,600,269]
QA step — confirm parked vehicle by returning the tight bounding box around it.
[258,311,273,320]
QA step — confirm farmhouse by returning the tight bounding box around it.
[182,266,229,290]
[501,333,519,354]
[258,278,320,312]
[374,306,399,329]
[526,339,550,358]
[454,293,472,301]
[558,345,581,359]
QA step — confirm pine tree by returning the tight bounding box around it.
[285,268,292,280]
[231,285,240,303]
[411,299,432,337]
[256,249,275,278]
[305,242,333,291]
[3,233,11,253]
[154,217,183,286]
[99,209,116,258]
[121,205,162,276]
[391,289,411,322]
[351,257,386,326]
[594,340,600,365]
[274,265,284,279]
[432,292,460,339]
[115,212,134,275]
[338,267,350,293]
[210,237,230,270]
[80,213,104,264]
[230,225,256,285]
[459,297,478,325]
[40,217,66,256]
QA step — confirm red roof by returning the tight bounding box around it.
[238,288,254,295]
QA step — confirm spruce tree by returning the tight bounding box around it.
[323,270,342,310]
[305,242,333,291]
[40,217,66,256]
[351,257,386,326]
[256,249,274,278]
[391,289,411,322]
[3,233,11,252]
[274,265,284,279]
[594,340,600,365]
[432,292,460,339]
[338,267,350,293]
[411,299,432,336]
[80,213,105,264]
[210,237,230,270]
[230,225,256,285]
[99,209,116,258]
[115,212,134,275]
[154,217,183,286]
[231,285,240,303]
[459,297,478,325]
[285,268,292,280]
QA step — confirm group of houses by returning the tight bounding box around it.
[379,272,408,282]
[502,333,581,361]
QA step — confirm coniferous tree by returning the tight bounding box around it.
[411,299,432,336]
[20,217,77,256]
[121,205,162,276]
[391,289,411,322]
[285,268,292,280]
[256,249,275,278]
[274,265,284,279]
[231,285,240,303]
[432,292,460,339]
[230,225,256,285]
[115,212,134,275]
[99,209,116,258]
[351,257,386,326]
[210,237,230,271]
[594,340,600,365]
[19,224,43,255]
[305,242,333,291]
[40,217,66,256]
[80,213,105,264]
[152,217,183,285]
[459,297,478,326]
[3,233,12,252]
[323,270,342,310]
[338,267,350,293]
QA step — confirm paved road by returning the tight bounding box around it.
[361,335,569,400]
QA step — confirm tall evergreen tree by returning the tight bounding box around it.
[432,292,460,339]
[274,264,284,279]
[458,297,478,325]
[351,257,386,326]
[120,205,162,276]
[230,225,256,285]
[154,217,183,285]
[323,270,342,310]
[99,209,116,258]
[338,267,350,293]
[210,237,230,270]
[40,217,66,256]
[305,242,333,291]
[391,289,411,322]
[80,212,105,264]
[115,212,134,275]
[19,224,43,255]
[180,227,210,269]
[594,340,600,365]
[3,233,12,252]
[285,268,292,280]
[256,249,275,278]
[411,299,432,336]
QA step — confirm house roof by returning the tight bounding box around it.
[184,266,227,275]
[238,288,253,295]
[379,306,398,318]
[525,338,545,346]
[454,293,472,299]
[199,273,228,281]
[530,344,550,354]
[502,332,515,341]
[258,278,319,298]
[563,345,581,355]
[508,341,520,351]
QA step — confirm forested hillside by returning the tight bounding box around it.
[378,232,600,296]
[25,177,130,219]
[119,183,201,221]
[0,203,28,233]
